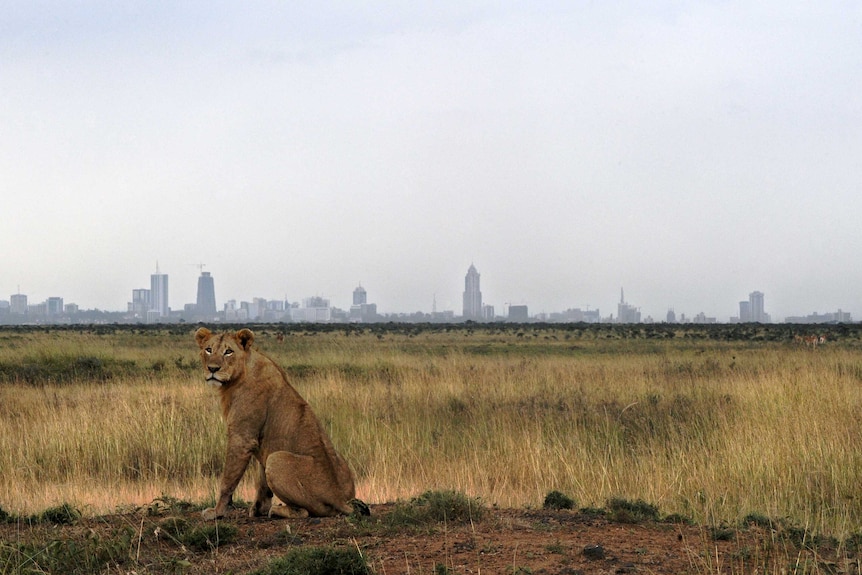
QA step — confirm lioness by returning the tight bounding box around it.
[195,327,356,519]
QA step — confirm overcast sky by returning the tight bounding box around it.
[2,2,860,321]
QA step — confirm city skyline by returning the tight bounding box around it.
[4,4,861,329]
[0,264,854,325]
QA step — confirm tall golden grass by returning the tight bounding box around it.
[1,325,861,539]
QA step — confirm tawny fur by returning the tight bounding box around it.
[195,327,355,520]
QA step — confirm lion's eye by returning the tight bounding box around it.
[224,349,234,356]
[204,347,212,355]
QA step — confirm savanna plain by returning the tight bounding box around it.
[2,322,862,574]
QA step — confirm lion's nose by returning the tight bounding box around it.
[208,365,220,373]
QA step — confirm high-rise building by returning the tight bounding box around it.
[10,293,27,315]
[749,291,768,323]
[196,271,217,317]
[150,265,169,318]
[46,297,64,316]
[353,284,367,306]
[738,291,769,323]
[617,287,641,323]
[462,264,482,319]
[508,304,529,321]
[350,284,378,322]
[738,300,751,322]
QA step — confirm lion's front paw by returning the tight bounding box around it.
[201,507,222,521]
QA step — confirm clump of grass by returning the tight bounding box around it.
[662,512,693,525]
[742,512,774,529]
[711,525,737,541]
[250,546,370,575]
[156,516,237,551]
[0,527,133,574]
[146,494,201,516]
[543,490,575,510]
[386,490,484,527]
[606,498,660,524]
[183,523,238,552]
[38,502,81,525]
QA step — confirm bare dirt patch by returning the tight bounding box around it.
[2,503,856,574]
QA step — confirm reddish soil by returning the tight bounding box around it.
[2,504,856,574]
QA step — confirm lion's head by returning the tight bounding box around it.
[194,328,254,387]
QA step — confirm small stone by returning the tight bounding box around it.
[583,544,605,559]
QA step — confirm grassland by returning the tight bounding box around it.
[1,322,861,541]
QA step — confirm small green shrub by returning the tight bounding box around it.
[543,490,575,510]
[0,528,133,574]
[386,490,484,527]
[606,498,659,524]
[156,516,190,544]
[146,494,201,516]
[38,502,81,525]
[663,513,693,525]
[183,523,238,552]
[156,516,237,551]
[742,512,773,528]
[250,546,370,575]
[711,526,736,541]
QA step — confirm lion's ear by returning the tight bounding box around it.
[237,328,255,351]
[195,328,212,348]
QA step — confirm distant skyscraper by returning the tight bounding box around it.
[10,293,27,315]
[130,289,151,318]
[353,284,367,306]
[749,291,767,323]
[150,264,169,317]
[462,264,482,319]
[196,271,217,316]
[617,287,641,323]
[46,297,64,316]
[508,304,529,321]
[739,301,751,322]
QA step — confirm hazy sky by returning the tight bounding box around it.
[3,2,861,321]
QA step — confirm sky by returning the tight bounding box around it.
[2,2,861,321]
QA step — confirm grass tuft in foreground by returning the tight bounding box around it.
[249,546,370,575]
[383,489,485,528]
[0,526,134,575]
[543,490,576,510]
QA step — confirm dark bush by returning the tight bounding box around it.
[250,546,370,575]
[543,490,575,510]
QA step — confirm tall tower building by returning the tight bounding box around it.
[739,300,751,322]
[10,293,27,315]
[617,287,641,323]
[749,291,766,323]
[462,264,482,319]
[150,264,169,318]
[353,284,367,306]
[196,271,217,316]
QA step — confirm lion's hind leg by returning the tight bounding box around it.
[249,460,275,518]
[264,451,354,517]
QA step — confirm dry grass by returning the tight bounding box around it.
[2,324,862,541]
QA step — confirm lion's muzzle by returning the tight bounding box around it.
[206,366,224,387]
